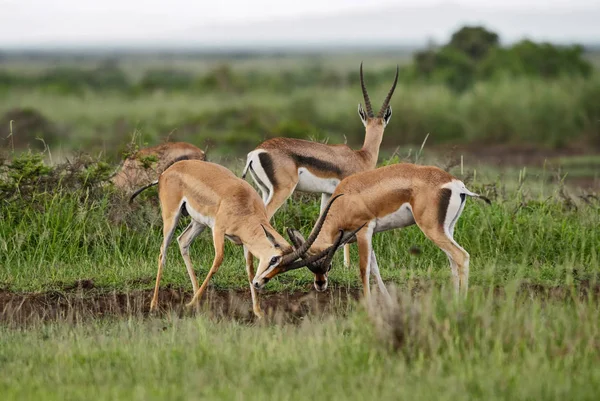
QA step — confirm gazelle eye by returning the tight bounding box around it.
[270,256,279,266]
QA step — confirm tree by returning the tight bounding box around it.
[448,26,499,61]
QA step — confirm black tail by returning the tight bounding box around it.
[129,181,159,204]
[242,160,252,179]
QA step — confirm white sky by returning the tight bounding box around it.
[1,0,599,47]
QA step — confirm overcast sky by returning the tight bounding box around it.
[1,0,599,47]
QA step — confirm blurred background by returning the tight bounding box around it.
[1,0,599,188]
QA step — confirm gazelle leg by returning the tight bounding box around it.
[177,221,206,294]
[412,191,470,296]
[244,246,264,318]
[151,210,181,311]
[447,198,469,294]
[320,193,351,268]
[370,250,391,299]
[343,245,351,268]
[356,223,375,299]
[186,228,225,307]
[265,183,297,220]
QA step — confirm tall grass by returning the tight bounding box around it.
[1,154,598,293]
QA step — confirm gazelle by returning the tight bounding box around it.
[252,163,490,298]
[242,63,399,268]
[111,142,206,192]
[129,160,355,317]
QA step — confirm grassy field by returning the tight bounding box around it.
[1,52,600,400]
[1,149,599,399]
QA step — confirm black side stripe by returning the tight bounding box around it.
[289,153,342,176]
[437,188,452,228]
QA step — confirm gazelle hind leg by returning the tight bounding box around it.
[177,221,206,294]
[447,195,469,293]
[264,182,297,220]
[244,246,263,318]
[412,189,469,295]
[187,227,225,307]
[151,210,181,311]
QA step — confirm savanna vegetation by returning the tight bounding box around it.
[1,25,599,400]
[1,26,599,155]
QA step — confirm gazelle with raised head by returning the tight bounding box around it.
[130,160,354,317]
[252,163,490,298]
[242,63,399,267]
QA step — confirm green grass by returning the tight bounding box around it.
[2,70,599,156]
[1,156,598,293]
[1,287,599,400]
[1,151,599,400]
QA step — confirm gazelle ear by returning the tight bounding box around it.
[383,105,392,127]
[358,103,368,127]
[261,225,281,249]
[287,228,306,249]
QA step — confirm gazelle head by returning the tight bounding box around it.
[252,195,351,290]
[254,194,364,292]
[285,223,364,292]
[357,62,399,129]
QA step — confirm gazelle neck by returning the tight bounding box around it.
[359,123,385,168]
[241,218,289,257]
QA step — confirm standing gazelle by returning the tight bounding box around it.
[130,160,351,317]
[242,63,398,267]
[252,163,490,298]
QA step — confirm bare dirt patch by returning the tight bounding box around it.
[0,287,361,327]
[2,281,598,327]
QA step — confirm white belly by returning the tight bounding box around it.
[182,198,215,228]
[374,203,415,233]
[295,167,340,194]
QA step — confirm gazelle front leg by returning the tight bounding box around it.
[321,193,351,267]
[369,250,391,300]
[187,228,225,307]
[151,211,180,312]
[244,245,264,318]
[356,222,375,299]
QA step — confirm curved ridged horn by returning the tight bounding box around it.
[279,194,344,265]
[283,223,367,273]
[377,65,399,118]
[360,62,374,118]
[282,230,344,272]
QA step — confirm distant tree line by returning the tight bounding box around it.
[0,26,595,95]
[412,26,593,91]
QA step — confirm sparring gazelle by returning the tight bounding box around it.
[252,163,490,298]
[129,160,357,317]
[242,63,398,267]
